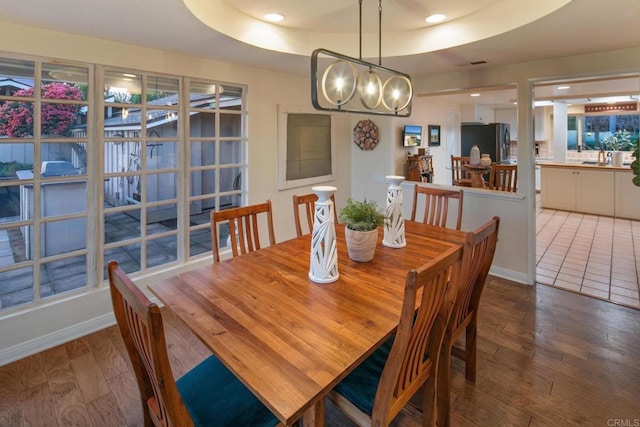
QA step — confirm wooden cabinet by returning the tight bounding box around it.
[406,155,433,183]
[462,104,494,124]
[540,165,630,217]
[615,171,640,219]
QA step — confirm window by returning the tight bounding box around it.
[568,113,639,151]
[0,58,92,309]
[0,53,248,312]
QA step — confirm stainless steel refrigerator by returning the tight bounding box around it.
[461,123,511,164]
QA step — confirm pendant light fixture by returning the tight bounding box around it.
[311,0,413,117]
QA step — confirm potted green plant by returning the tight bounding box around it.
[339,198,385,262]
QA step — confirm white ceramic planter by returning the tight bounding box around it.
[612,151,624,168]
[345,227,378,262]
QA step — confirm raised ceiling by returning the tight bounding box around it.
[1,0,640,80]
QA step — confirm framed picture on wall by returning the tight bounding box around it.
[428,125,441,146]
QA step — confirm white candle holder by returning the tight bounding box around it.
[308,186,339,283]
[382,175,406,248]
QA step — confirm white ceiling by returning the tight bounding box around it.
[1,0,640,106]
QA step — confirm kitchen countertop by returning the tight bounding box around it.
[538,162,632,171]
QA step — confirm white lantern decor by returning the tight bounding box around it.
[382,175,406,248]
[308,186,339,283]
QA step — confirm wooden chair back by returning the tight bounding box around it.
[437,216,500,427]
[211,200,276,262]
[452,216,500,335]
[371,245,462,425]
[107,260,192,427]
[451,156,472,186]
[488,163,517,192]
[410,185,464,230]
[292,193,338,237]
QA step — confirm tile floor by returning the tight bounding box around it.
[536,201,640,310]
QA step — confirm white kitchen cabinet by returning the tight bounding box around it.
[534,107,547,140]
[495,108,517,139]
[541,168,577,211]
[462,104,494,124]
[541,166,615,216]
[615,171,640,219]
[577,169,615,216]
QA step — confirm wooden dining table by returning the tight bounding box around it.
[149,221,467,426]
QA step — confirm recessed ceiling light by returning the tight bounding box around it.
[470,93,481,97]
[264,13,284,22]
[556,85,570,90]
[123,73,137,78]
[425,14,446,23]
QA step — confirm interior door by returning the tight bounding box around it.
[445,110,461,185]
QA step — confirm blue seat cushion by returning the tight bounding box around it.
[176,355,278,427]
[333,337,394,416]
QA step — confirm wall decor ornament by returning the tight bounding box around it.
[353,119,379,150]
[308,186,339,283]
[382,175,406,248]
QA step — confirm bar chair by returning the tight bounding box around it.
[487,163,517,192]
[327,245,463,426]
[437,216,500,427]
[107,260,279,427]
[211,200,276,262]
[410,185,464,230]
[451,155,472,187]
[292,192,338,237]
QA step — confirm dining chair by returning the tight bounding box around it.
[451,155,472,187]
[107,260,279,427]
[410,185,464,230]
[327,245,463,426]
[437,216,500,427]
[487,163,517,192]
[211,200,276,262]
[292,192,339,237]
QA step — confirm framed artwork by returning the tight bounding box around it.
[428,125,441,146]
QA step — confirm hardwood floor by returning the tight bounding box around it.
[1,276,639,426]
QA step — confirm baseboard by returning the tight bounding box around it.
[489,265,529,285]
[0,313,116,367]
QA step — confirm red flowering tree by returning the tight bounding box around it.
[0,82,83,137]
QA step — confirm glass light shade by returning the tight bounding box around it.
[311,48,413,117]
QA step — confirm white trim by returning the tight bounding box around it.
[0,312,115,367]
[489,265,529,285]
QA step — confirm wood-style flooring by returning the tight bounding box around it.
[1,276,639,426]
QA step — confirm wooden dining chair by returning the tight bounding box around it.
[327,245,463,426]
[211,200,276,262]
[451,155,472,187]
[487,163,517,192]
[107,261,279,427]
[292,192,338,237]
[410,185,464,230]
[437,216,500,427]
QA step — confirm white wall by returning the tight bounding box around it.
[413,45,640,292]
[0,21,353,365]
[3,20,640,365]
